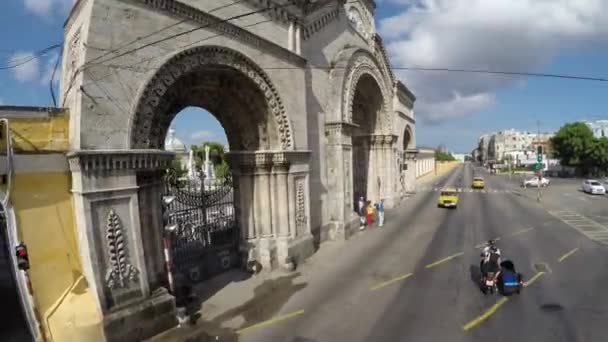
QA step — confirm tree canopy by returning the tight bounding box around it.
[435,150,456,161]
[551,122,608,175]
[192,141,230,179]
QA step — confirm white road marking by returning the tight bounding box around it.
[547,211,608,246]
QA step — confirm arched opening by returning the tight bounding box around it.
[131,47,289,291]
[403,125,413,151]
[162,107,236,285]
[351,73,384,207]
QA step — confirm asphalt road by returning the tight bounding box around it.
[230,162,608,342]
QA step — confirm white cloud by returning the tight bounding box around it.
[190,130,215,141]
[40,53,62,86]
[380,0,608,123]
[10,52,41,83]
[23,0,75,17]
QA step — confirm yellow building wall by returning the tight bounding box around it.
[0,111,69,152]
[1,111,104,341]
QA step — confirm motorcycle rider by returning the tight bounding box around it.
[480,240,501,279]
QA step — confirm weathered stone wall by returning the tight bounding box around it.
[62,0,307,150]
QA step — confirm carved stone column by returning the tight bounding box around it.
[68,150,177,342]
[324,122,358,240]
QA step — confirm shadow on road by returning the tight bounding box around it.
[469,264,483,293]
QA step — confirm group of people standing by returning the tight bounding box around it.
[357,196,385,230]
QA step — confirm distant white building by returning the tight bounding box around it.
[164,128,189,169]
[484,129,553,163]
[585,120,608,138]
[452,153,467,162]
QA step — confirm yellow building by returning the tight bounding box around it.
[0,106,103,342]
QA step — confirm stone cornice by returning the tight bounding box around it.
[302,7,341,40]
[126,0,306,66]
[226,151,311,172]
[395,80,416,109]
[67,149,175,172]
[372,34,395,85]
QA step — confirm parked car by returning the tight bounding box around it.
[582,179,606,195]
[522,177,550,188]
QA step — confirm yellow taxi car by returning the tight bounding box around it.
[472,177,485,189]
[437,187,459,208]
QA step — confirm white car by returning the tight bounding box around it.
[582,179,606,195]
[522,177,550,188]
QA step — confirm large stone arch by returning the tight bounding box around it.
[129,45,294,151]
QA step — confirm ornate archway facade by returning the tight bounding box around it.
[59,0,416,340]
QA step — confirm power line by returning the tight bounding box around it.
[83,0,251,69]
[0,44,62,70]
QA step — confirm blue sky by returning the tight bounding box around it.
[1,0,607,153]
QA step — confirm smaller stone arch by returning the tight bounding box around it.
[129,45,294,150]
[403,124,414,150]
[342,51,393,134]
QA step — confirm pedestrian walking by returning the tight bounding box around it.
[365,201,375,226]
[376,199,385,227]
[357,196,366,230]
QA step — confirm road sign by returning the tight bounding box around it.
[534,162,542,170]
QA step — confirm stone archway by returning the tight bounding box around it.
[351,73,386,204]
[68,46,312,342]
[131,46,309,274]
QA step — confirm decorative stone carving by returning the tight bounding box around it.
[67,150,175,172]
[295,178,307,230]
[131,46,294,150]
[302,8,340,40]
[347,6,369,39]
[133,0,305,65]
[105,209,139,289]
[325,122,357,145]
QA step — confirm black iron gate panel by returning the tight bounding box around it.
[165,170,239,283]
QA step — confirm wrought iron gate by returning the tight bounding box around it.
[164,169,239,283]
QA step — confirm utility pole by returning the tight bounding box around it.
[537,120,542,203]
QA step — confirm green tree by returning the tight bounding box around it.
[192,141,230,179]
[550,122,595,169]
[170,158,187,177]
[586,137,608,175]
[435,150,456,161]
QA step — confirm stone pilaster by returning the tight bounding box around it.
[226,150,313,271]
[324,121,358,240]
[68,149,177,342]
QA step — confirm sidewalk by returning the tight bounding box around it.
[415,161,461,188]
[147,204,416,342]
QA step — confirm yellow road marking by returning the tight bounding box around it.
[462,297,509,331]
[236,309,305,334]
[525,272,545,287]
[425,252,464,268]
[370,273,414,291]
[511,227,535,236]
[558,248,579,263]
[464,270,547,331]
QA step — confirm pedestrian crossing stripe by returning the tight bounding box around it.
[547,211,608,246]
